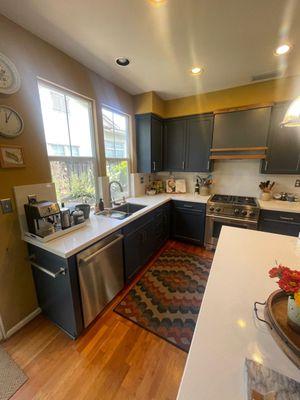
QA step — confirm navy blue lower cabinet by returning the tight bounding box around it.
[259,210,300,237]
[171,201,206,245]
[123,203,171,283]
[27,244,83,338]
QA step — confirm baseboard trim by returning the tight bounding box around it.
[6,308,41,339]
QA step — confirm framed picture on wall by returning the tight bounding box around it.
[0,145,25,168]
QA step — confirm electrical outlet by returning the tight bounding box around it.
[295,179,300,188]
[0,198,13,214]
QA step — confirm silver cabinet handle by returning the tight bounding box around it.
[153,161,156,171]
[265,160,268,171]
[207,160,210,170]
[183,204,193,208]
[28,255,66,278]
[279,216,294,221]
[182,161,185,170]
[79,234,123,264]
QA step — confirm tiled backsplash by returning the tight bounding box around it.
[155,160,300,197]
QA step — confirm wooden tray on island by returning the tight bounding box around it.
[255,290,300,368]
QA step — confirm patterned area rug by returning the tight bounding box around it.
[0,346,27,400]
[114,248,212,352]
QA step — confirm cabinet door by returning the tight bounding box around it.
[185,115,213,172]
[123,228,143,282]
[172,207,205,245]
[136,115,151,173]
[262,103,300,174]
[164,119,186,171]
[28,245,83,338]
[151,116,163,172]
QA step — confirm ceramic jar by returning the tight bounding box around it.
[200,186,210,196]
[260,192,272,201]
[287,296,300,333]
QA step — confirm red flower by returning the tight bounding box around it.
[268,265,289,278]
[269,265,300,295]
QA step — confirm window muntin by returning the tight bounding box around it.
[38,82,97,205]
[102,106,131,198]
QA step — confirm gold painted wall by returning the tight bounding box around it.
[134,76,300,118]
[0,14,135,332]
[133,91,165,117]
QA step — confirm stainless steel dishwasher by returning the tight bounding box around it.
[76,231,124,328]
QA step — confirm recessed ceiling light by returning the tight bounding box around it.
[116,57,130,66]
[190,66,203,75]
[149,0,166,5]
[274,44,291,56]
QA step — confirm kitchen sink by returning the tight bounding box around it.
[96,203,146,220]
[113,203,146,214]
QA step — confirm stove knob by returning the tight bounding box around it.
[216,207,221,212]
[234,208,240,215]
[249,211,255,217]
[241,210,247,216]
[209,206,214,212]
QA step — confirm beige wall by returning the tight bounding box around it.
[134,75,300,118]
[0,14,135,332]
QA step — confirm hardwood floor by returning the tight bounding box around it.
[3,240,213,400]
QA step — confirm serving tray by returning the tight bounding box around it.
[254,290,300,369]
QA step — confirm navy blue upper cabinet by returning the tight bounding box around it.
[212,107,271,149]
[136,113,163,173]
[164,114,213,172]
[185,115,213,172]
[261,102,300,174]
[163,118,186,171]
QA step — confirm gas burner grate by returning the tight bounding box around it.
[210,194,257,206]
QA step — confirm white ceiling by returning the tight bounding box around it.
[1,0,300,100]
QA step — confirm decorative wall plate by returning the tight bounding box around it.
[0,105,24,138]
[0,52,21,94]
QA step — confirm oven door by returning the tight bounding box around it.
[205,215,257,250]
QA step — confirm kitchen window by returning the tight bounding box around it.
[38,81,98,206]
[102,106,131,198]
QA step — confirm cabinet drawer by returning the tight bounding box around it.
[260,210,300,224]
[259,210,300,237]
[172,200,206,212]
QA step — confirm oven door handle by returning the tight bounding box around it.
[206,214,258,224]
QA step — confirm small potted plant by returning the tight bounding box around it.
[259,181,275,201]
[269,265,300,332]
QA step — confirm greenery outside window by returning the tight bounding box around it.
[102,106,131,199]
[38,81,98,206]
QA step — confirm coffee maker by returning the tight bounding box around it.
[24,199,61,238]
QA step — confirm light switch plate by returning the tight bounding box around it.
[295,179,300,187]
[0,198,13,214]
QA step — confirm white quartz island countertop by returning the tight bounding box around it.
[177,227,300,400]
[23,193,209,258]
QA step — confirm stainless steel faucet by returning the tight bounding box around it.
[109,181,126,207]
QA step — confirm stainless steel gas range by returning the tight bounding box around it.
[204,194,260,250]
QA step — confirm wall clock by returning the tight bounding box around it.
[0,52,21,94]
[0,105,24,138]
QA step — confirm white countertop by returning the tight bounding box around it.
[23,193,209,258]
[259,199,300,213]
[177,227,300,400]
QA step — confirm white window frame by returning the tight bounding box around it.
[102,104,132,198]
[37,78,99,202]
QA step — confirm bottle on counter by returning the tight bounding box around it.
[99,198,104,211]
[194,178,200,195]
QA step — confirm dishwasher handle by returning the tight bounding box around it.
[79,234,124,264]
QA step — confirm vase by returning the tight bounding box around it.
[287,296,300,333]
[260,192,272,201]
[200,186,210,196]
